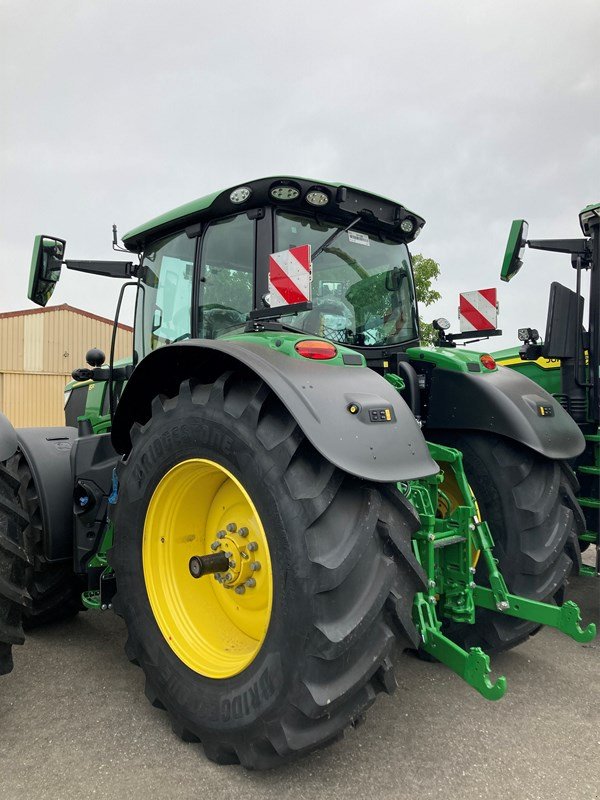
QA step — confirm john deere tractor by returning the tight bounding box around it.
[493,204,600,576]
[0,178,594,768]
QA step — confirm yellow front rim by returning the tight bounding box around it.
[143,458,273,679]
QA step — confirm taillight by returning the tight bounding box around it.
[294,340,337,360]
[480,354,496,370]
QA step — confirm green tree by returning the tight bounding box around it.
[412,253,442,345]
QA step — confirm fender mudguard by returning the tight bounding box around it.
[16,427,77,562]
[0,413,18,462]
[425,365,585,460]
[112,339,438,483]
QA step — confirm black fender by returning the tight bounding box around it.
[0,412,18,462]
[424,365,585,460]
[112,339,438,483]
[16,427,78,562]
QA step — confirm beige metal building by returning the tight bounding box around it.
[0,304,132,427]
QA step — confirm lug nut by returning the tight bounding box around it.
[234,585,245,595]
[224,572,233,583]
[229,559,236,569]
[210,541,221,551]
[226,523,237,533]
[238,527,249,537]
[250,562,261,572]
[225,551,233,558]
[247,541,258,552]
[217,530,226,539]
[245,578,256,588]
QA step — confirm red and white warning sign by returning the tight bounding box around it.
[459,288,498,332]
[268,245,312,308]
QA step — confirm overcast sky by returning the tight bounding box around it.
[1,0,598,349]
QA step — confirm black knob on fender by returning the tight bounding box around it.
[86,348,105,367]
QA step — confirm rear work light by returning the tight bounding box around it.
[480,354,496,370]
[294,340,337,360]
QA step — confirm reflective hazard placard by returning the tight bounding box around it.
[459,288,498,332]
[268,245,312,307]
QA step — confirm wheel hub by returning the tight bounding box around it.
[209,524,262,592]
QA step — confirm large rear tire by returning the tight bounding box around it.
[0,461,29,674]
[111,370,426,769]
[432,432,575,653]
[8,453,81,628]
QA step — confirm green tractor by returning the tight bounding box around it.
[493,204,600,576]
[0,178,595,768]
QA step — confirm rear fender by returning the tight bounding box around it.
[112,339,438,483]
[425,366,585,460]
[16,427,77,562]
[0,413,18,462]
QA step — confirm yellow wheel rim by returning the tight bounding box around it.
[143,458,273,679]
[438,467,481,569]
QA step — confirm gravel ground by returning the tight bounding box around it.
[0,550,598,800]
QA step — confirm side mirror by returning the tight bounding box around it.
[28,235,66,307]
[500,220,529,282]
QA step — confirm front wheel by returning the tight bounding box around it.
[111,370,426,768]
[431,432,575,653]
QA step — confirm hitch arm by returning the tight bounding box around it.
[473,588,596,643]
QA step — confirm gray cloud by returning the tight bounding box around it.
[1,0,598,347]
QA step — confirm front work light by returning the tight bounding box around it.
[230,186,252,204]
[400,218,415,234]
[306,190,329,207]
[270,184,300,201]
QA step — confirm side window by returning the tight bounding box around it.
[198,214,254,339]
[135,231,195,360]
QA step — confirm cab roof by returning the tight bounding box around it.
[122,176,425,252]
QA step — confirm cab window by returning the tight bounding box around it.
[135,231,195,360]
[198,214,254,339]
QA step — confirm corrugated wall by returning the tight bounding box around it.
[0,306,132,427]
[0,373,72,427]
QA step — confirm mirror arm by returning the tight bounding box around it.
[65,260,135,277]
[527,238,588,255]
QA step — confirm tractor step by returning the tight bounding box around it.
[580,531,599,544]
[583,434,600,443]
[580,565,598,577]
[578,465,600,475]
[578,497,600,509]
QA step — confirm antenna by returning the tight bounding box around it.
[111,223,130,253]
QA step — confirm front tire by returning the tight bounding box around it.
[0,461,29,674]
[111,370,426,768]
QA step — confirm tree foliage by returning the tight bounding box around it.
[412,253,442,345]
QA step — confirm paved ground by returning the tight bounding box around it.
[1,552,598,800]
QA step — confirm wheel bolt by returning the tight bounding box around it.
[210,541,221,551]
[247,541,258,552]
[234,585,245,595]
[217,530,226,539]
[250,562,261,572]
[238,527,249,537]
[224,572,233,583]
[245,578,256,588]
[226,522,237,533]
[240,551,249,560]
[225,552,232,558]
[214,573,222,582]
[229,559,236,569]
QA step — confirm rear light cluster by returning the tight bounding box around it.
[480,354,496,370]
[294,340,337,360]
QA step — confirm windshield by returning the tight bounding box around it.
[275,212,418,347]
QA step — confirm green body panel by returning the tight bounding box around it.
[122,175,422,250]
[493,346,562,395]
[222,330,366,367]
[407,345,497,373]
